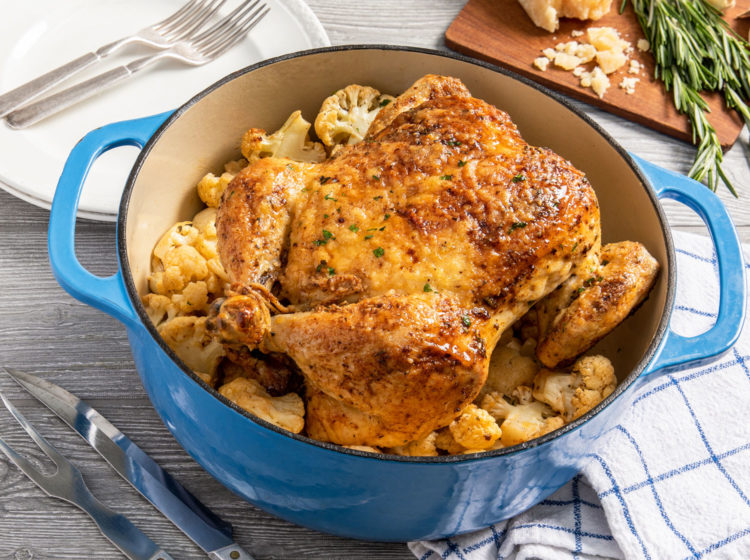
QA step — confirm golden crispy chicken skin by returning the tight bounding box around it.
[210,75,612,446]
[536,241,659,368]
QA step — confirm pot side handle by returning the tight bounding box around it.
[631,154,746,375]
[48,111,173,327]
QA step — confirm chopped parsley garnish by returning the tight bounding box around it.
[583,277,596,287]
[458,160,467,167]
[373,247,385,258]
[440,174,453,180]
[322,229,335,239]
[378,226,386,231]
[364,234,374,240]
[324,193,337,201]
[461,315,472,328]
[319,176,333,184]
[379,98,392,107]
[577,286,586,294]
[366,227,378,232]
[384,213,391,220]
[349,224,359,232]
[227,190,235,200]
[601,259,610,266]
[313,239,327,246]
[373,195,383,200]
[323,213,329,219]
[328,267,335,276]
[512,174,526,182]
[423,283,433,293]
[447,140,462,147]
[571,241,578,253]
[372,175,381,181]
[316,260,328,272]
[508,221,527,233]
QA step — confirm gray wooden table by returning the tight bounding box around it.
[1,2,748,558]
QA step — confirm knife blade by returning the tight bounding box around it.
[3,368,254,560]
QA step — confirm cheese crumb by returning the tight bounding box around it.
[628,60,641,74]
[543,47,557,59]
[534,56,551,71]
[572,66,585,77]
[575,43,597,63]
[589,67,610,98]
[571,30,584,38]
[619,76,639,94]
[588,27,630,74]
[637,38,650,52]
[518,0,614,33]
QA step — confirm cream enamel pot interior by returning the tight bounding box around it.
[48,47,746,541]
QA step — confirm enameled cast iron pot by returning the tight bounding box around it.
[48,47,747,542]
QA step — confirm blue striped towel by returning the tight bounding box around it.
[410,231,750,560]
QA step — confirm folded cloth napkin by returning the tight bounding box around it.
[410,231,750,560]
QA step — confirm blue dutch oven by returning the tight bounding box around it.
[48,47,746,541]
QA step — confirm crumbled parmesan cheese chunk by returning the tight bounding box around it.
[589,67,610,97]
[554,52,582,70]
[543,47,557,59]
[534,56,551,71]
[628,60,641,74]
[587,27,630,74]
[596,49,627,74]
[571,30,584,38]
[518,0,614,33]
[575,43,597,64]
[637,38,650,52]
[572,66,585,77]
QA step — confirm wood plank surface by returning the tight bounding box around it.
[446,0,750,148]
[0,1,749,558]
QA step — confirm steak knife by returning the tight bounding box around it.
[3,368,254,560]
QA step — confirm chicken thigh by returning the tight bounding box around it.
[208,75,643,447]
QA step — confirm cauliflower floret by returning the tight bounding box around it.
[482,337,540,397]
[158,316,225,385]
[148,218,228,298]
[532,355,616,421]
[480,392,564,447]
[218,377,305,433]
[343,445,382,453]
[434,428,466,455]
[448,404,502,451]
[388,432,439,457]
[196,159,246,208]
[314,85,395,147]
[241,110,325,163]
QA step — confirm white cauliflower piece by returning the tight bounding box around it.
[449,404,502,451]
[388,432,439,457]
[219,377,305,433]
[482,337,540,397]
[148,218,228,298]
[196,159,246,208]
[241,110,325,163]
[532,355,616,421]
[158,316,225,385]
[481,392,564,447]
[314,85,395,147]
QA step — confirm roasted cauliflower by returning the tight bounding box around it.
[480,391,564,447]
[532,355,616,421]
[218,377,305,433]
[314,85,395,148]
[449,404,502,451]
[241,110,325,163]
[197,159,246,208]
[388,432,439,457]
[158,316,226,386]
[481,336,540,397]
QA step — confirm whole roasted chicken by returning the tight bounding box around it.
[208,75,658,447]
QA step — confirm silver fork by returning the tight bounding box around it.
[0,390,174,560]
[0,0,227,118]
[6,0,269,129]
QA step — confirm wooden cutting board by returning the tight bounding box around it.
[445,0,750,149]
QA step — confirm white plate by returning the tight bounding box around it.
[0,0,329,220]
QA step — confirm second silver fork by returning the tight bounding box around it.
[0,0,226,118]
[6,0,269,129]
[0,390,174,560]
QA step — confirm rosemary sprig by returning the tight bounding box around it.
[623,0,750,195]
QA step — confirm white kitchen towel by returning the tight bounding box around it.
[410,231,750,560]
